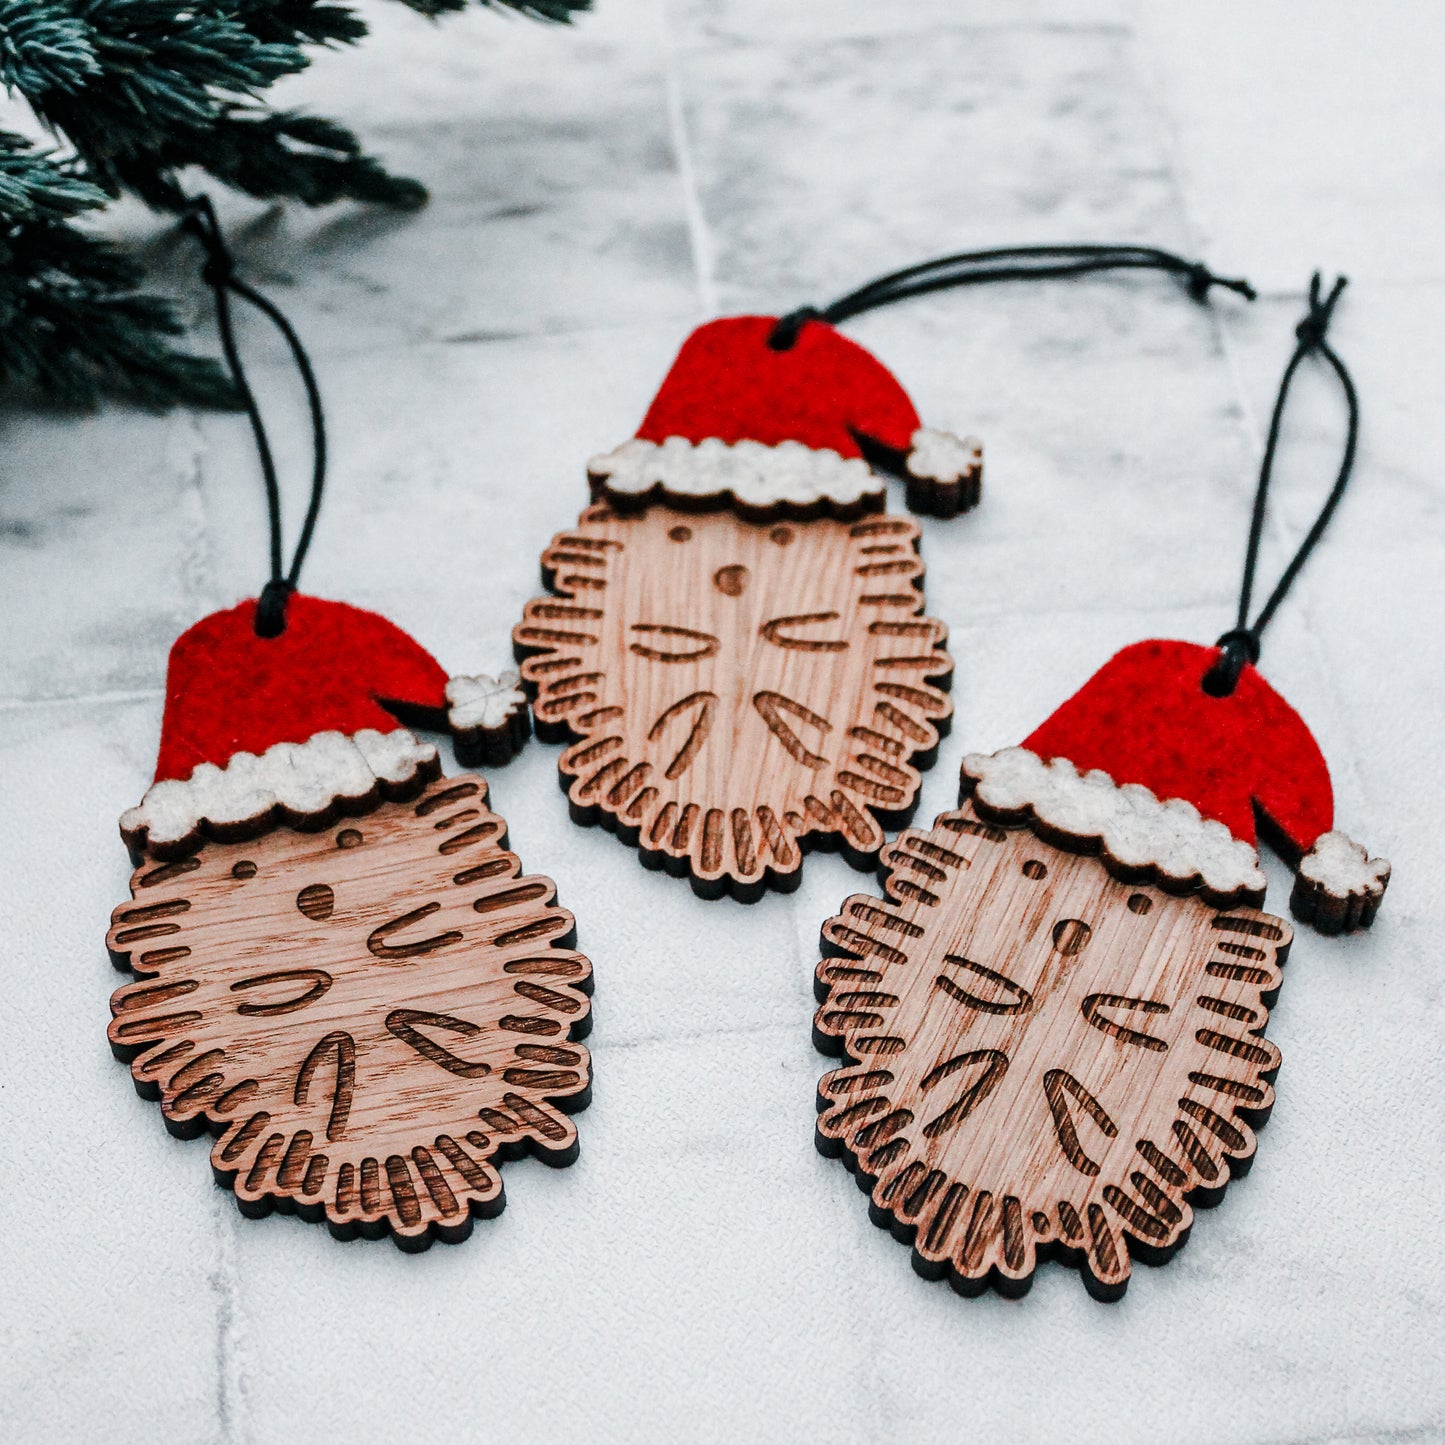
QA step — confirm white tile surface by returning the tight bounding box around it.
[1,1,1441,1440]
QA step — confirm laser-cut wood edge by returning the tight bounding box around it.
[514,504,955,903]
[812,801,1292,1301]
[107,774,594,1253]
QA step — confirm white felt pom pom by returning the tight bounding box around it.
[1291,830,1391,934]
[901,427,983,517]
[446,671,530,767]
[446,671,527,733]
[906,427,983,483]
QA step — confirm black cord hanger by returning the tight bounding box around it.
[182,195,327,638]
[768,242,1257,350]
[1204,273,1358,696]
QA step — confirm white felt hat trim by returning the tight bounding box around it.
[120,728,439,857]
[961,746,1268,903]
[588,436,882,510]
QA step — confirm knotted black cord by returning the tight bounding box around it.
[1203,273,1357,697]
[182,195,327,638]
[767,243,1257,350]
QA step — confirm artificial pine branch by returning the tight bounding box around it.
[0,134,238,404]
[0,0,589,408]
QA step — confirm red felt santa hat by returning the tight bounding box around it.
[587,315,982,520]
[120,593,529,859]
[959,639,1390,933]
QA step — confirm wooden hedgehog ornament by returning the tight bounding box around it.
[515,315,981,901]
[815,638,1389,1300]
[103,204,596,1251]
[107,595,589,1250]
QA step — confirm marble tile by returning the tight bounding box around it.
[672,0,1133,47]
[669,14,1270,634]
[181,322,692,654]
[223,1002,1445,1444]
[0,404,208,704]
[225,1026,859,1443]
[2,0,1442,1439]
[0,702,223,1441]
[1136,1,1445,288]
[113,0,699,363]
[676,22,1184,308]
[853,290,1261,627]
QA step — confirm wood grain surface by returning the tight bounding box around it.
[107,773,592,1250]
[814,799,1291,1300]
[515,502,953,900]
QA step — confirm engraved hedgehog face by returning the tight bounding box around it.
[516,505,953,898]
[106,776,591,1247]
[815,804,1292,1299]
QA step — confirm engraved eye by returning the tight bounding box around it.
[1081,993,1170,1051]
[760,611,850,652]
[936,955,1033,1014]
[628,623,720,663]
[231,969,333,1016]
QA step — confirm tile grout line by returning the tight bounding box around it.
[212,1199,250,1444]
[189,417,251,1445]
[175,382,251,1444]
[1130,10,1377,831]
[0,688,165,712]
[590,1015,811,1055]
[658,0,718,318]
[1129,8,1293,603]
[1128,5,1267,452]
[176,406,214,617]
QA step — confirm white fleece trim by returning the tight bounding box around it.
[961,746,1266,899]
[1298,830,1390,900]
[588,436,881,510]
[446,671,527,733]
[120,728,437,852]
[906,426,982,483]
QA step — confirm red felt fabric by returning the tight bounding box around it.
[1023,638,1334,857]
[153,593,449,783]
[635,315,922,458]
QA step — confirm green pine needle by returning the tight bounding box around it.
[0,0,591,408]
[0,3,97,93]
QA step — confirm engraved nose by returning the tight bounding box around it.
[296,883,335,920]
[1052,919,1092,956]
[713,564,749,596]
